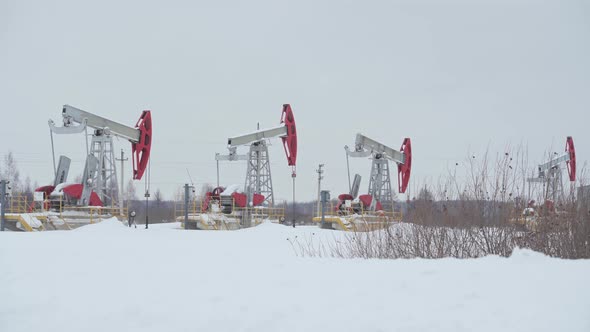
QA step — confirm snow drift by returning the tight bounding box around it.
[0,221,589,332]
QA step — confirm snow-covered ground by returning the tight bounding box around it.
[1,220,589,332]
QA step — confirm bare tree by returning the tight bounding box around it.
[417,186,434,201]
[127,179,138,201]
[2,152,21,193]
[198,184,213,201]
[107,178,119,206]
[23,176,33,201]
[154,188,163,207]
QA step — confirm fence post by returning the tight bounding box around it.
[320,190,330,229]
[0,180,8,231]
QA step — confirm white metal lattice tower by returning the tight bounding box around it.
[81,130,119,206]
[244,141,274,206]
[546,166,564,203]
[367,155,393,210]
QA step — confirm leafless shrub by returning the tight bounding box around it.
[287,233,340,258]
[321,223,517,259]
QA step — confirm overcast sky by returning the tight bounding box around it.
[1,0,589,203]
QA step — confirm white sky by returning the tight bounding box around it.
[1,0,589,202]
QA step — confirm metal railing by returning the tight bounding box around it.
[316,201,402,220]
[174,196,286,228]
[57,205,128,224]
[4,195,32,213]
[5,195,127,222]
[313,201,403,231]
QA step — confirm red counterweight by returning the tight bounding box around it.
[566,136,576,182]
[280,104,297,168]
[397,138,412,194]
[132,111,152,180]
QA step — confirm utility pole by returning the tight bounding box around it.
[184,183,194,230]
[0,180,9,231]
[215,153,220,188]
[144,160,151,229]
[145,188,150,229]
[292,168,296,227]
[115,149,128,217]
[320,190,330,229]
[316,164,324,217]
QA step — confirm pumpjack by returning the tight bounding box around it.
[510,136,576,230]
[340,134,412,212]
[312,134,412,231]
[526,136,576,209]
[37,105,152,211]
[189,104,297,229]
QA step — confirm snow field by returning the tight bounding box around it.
[0,220,589,332]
